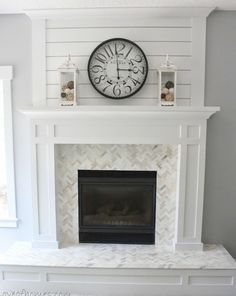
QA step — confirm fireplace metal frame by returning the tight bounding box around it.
[78,170,157,244]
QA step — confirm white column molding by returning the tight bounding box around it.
[195,121,207,241]
[31,121,58,248]
[32,19,47,106]
[174,121,207,251]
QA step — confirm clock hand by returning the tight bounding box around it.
[118,69,132,71]
[114,44,122,80]
[116,53,120,80]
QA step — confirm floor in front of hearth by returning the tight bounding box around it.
[0,242,235,269]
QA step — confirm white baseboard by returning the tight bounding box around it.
[0,265,235,296]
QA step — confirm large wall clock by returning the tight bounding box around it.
[88,38,148,99]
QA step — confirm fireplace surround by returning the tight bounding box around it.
[56,143,177,246]
[21,105,220,251]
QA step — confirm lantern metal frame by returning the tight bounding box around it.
[58,55,79,106]
[157,55,177,106]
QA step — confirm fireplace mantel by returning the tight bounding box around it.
[20,106,219,120]
[20,105,219,250]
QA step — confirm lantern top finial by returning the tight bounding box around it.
[159,54,177,71]
[58,54,78,70]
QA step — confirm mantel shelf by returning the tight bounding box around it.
[19,105,220,120]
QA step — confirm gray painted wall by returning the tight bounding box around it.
[203,10,236,258]
[0,11,235,257]
[0,14,32,250]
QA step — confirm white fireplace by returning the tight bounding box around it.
[21,6,219,251]
[21,105,219,251]
[2,6,236,295]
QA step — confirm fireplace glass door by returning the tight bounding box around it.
[78,170,156,244]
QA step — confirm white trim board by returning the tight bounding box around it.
[0,264,236,296]
[0,66,18,228]
[25,7,215,19]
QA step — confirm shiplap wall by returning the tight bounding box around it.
[45,17,193,106]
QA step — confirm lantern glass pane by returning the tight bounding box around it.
[160,72,175,105]
[60,72,75,102]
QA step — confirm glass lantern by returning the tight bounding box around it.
[157,55,177,106]
[58,55,79,106]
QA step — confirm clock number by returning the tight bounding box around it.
[102,80,113,93]
[130,55,142,65]
[115,42,126,56]
[128,76,141,86]
[94,75,106,84]
[91,65,104,73]
[125,85,132,94]
[133,66,145,75]
[104,44,114,58]
[95,52,108,64]
[113,84,121,97]
[124,46,133,59]
[122,81,132,94]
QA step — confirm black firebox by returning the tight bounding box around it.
[78,170,156,244]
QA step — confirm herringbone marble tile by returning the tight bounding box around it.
[1,242,235,270]
[56,144,177,246]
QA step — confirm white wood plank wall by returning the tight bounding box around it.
[46,18,192,106]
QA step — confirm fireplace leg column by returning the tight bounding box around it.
[174,122,207,251]
[31,121,59,248]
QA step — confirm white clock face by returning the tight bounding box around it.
[88,38,148,99]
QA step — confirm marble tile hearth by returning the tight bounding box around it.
[0,242,235,270]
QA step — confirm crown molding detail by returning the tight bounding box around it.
[25,7,215,20]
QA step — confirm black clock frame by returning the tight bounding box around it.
[87,38,149,99]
